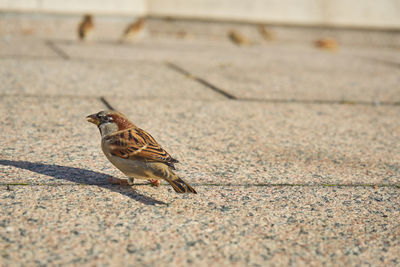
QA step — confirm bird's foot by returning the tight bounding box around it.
[108,177,129,186]
[148,179,160,187]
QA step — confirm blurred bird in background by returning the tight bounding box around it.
[78,14,94,41]
[314,38,338,51]
[120,17,146,43]
[228,30,250,46]
[258,24,275,41]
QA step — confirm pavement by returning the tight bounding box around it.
[0,13,399,266]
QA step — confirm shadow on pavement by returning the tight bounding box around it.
[0,159,166,206]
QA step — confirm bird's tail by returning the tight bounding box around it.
[165,175,197,194]
[153,163,197,194]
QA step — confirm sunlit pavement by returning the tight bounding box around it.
[1,14,399,266]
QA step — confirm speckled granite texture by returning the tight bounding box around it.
[1,186,399,266]
[0,14,399,266]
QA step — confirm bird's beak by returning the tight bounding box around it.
[86,114,100,126]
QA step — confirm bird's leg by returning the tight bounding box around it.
[148,179,160,187]
[108,176,129,186]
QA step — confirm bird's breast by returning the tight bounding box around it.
[101,139,151,179]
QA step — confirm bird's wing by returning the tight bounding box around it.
[104,127,179,167]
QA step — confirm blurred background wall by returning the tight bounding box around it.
[1,0,399,29]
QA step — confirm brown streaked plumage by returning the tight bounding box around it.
[120,18,146,42]
[78,14,94,41]
[86,110,197,194]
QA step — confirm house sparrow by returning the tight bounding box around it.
[314,38,338,50]
[87,110,197,194]
[258,25,275,41]
[120,17,146,42]
[78,14,94,41]
[228,30,251,46]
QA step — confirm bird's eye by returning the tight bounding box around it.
[96,113,112,123]
[103,116,113,122]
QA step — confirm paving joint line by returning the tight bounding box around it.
[2,183,399,188]
[0,93,100,99]
[0,94,223,102]
[0,54,59,60]
[239,98,400,106]
[164,62,399,106]
[1,54,398,106]
[1,93,399,107]
[165,61,237,100]
[45,40,70,60]
[100,96,116,110]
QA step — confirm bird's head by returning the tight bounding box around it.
[83,14,93,23]
[86,110,134,136]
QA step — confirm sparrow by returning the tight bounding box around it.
[314,38,338,50]
[258,25,275,41]
[228,30,251,46]
[120,17,146,42]
[86,110,197,194]
[78,14,94,41]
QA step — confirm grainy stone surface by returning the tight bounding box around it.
[53,40,400,103]
[0,58,220,99]
[113,99,400,185]
[1,14,399,267]
[2,97,399,185]
[1,186,399,266]
[0,37,57,58]
[178,46,400,102]
[53,39,229,62]
[0,96,119,185]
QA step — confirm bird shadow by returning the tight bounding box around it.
[0,159,166,206]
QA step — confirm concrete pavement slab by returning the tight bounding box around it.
[53,39,230,62]
[1,185,399,266]
[0,58,221,99]
[54,40,400,102]
[0,96,113,185]
[175,44,400,103]
[1,14,399,267]
[2,96,399,185]
[179,58,400,103]
[64,39,400,73]
[108,98,400,185]
[0,38,57,58]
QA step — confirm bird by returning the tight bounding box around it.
[228,30,250,46]
[86,110,197,194]
[314,38,338,50]
[78,14,94,41]
[258,24,275,41]
[120,17,146,42]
